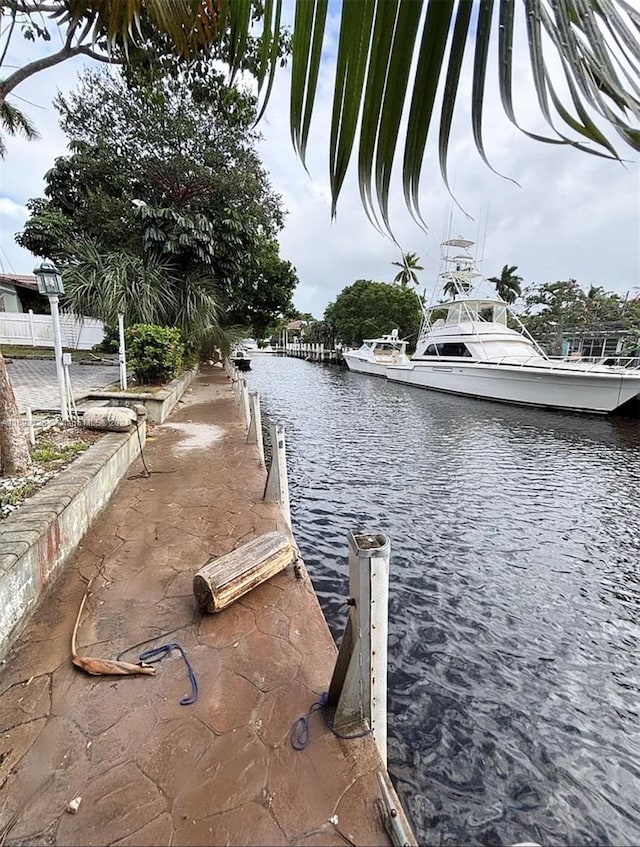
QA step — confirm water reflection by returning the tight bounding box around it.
[247,356,640,846]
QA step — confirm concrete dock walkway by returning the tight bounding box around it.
[0,367,402,846]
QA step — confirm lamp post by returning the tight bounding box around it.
[33,260,68,422]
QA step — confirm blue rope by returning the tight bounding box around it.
[138,642,198,705]
[290,691,372,750]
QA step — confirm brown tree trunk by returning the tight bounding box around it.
[0,351,31,477]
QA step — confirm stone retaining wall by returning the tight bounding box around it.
[87,366,198,423]
[0,422,145,662]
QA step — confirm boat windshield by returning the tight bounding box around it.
[480,340,539,360]
[444,302,508,325]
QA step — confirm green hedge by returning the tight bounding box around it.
[126,324,184,385]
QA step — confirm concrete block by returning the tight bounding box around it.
[86,367,197,423]
[0,528,43,548]
[11,510,59,530]
[26,493,74,512]
[0,552,18,577]
[0,540,31,560]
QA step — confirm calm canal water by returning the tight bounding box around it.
[247,355,640,847]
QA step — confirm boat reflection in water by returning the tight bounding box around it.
[387,238,640,414]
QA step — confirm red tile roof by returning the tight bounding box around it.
[0,274,38,290]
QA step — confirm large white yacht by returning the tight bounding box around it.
[343,330,410,377]
[386,239,640,414]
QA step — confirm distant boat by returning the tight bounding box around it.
[386,238,640,414]
[231,348,252,371]
[343,329,410,377]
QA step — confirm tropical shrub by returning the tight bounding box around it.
[126,324,183,385]
[93,323,119,353]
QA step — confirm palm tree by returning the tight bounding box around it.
[62,241,227,347]
[488,265,523,304]
[0,100,39,157]
[392,252,423,287]
[442,276,473,300]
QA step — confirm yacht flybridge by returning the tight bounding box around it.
[386,239,640,414]
[343,329,410,377]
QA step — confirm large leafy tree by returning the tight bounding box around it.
[223,237,299,339]
[488,264,523,304]
[522,280,589,342]
[17,68,297,336]
[324,280,423,348]
[392,252,423,287]
[521,279,628,349]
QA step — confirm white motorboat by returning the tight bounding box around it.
[343,330,411,377]
[386,238,640,414]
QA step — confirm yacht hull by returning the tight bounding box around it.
[386,361,640,413]
[342,354,388,377]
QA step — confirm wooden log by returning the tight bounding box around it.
[193,531,295,613]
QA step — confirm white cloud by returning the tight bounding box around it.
[0,197,27,219]
[1,9,638,314]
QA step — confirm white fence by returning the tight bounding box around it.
[0,310,104,351]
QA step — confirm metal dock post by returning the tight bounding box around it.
[327,531,390,766]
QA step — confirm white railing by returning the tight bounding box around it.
[0,310,104,350]
[483,355,640,372]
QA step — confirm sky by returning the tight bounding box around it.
[1,5,639,321]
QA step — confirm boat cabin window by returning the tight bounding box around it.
[480,340,538,359]
[439,343,472,357]
[424,343,472,357]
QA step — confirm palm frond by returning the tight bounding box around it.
[0,99,40,156]
[281,0,640,224]
[61,241,177,327]
[200,323,248,359]
[56,1,640,227]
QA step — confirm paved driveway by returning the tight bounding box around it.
[6,358,119,412]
